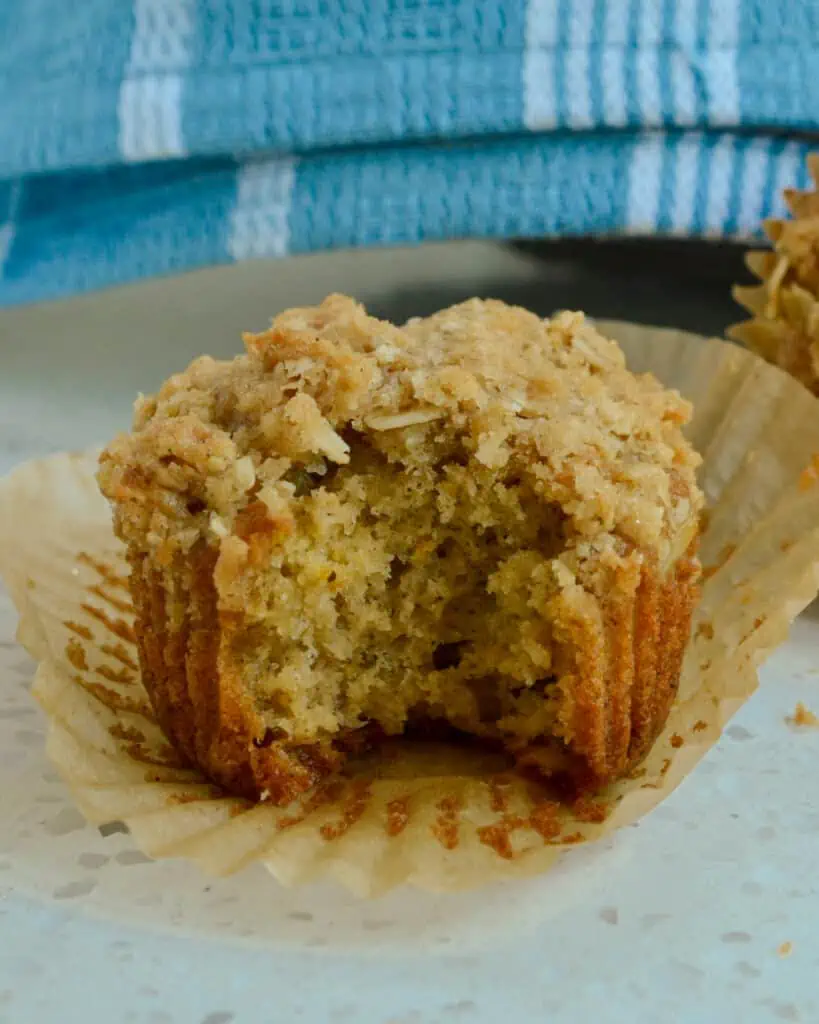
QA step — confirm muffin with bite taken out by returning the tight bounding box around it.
[98,295,702,804]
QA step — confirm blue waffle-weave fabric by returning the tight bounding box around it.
[1,0,817,305]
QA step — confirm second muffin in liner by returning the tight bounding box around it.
[2,319,819,895]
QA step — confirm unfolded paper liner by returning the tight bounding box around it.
[3,320,819,896]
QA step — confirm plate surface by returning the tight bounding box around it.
[1,244,816,1024]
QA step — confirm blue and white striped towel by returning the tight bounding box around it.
[1,1,817,306]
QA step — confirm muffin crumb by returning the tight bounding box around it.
[786,703,819,728]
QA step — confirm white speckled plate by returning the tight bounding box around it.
[1,247,818,1023]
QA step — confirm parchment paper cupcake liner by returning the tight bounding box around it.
[3,321,819,896]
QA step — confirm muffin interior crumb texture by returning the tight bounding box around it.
[99,295,703,800]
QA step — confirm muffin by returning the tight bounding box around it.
[98,296,703,804]
[731,153,819,393]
